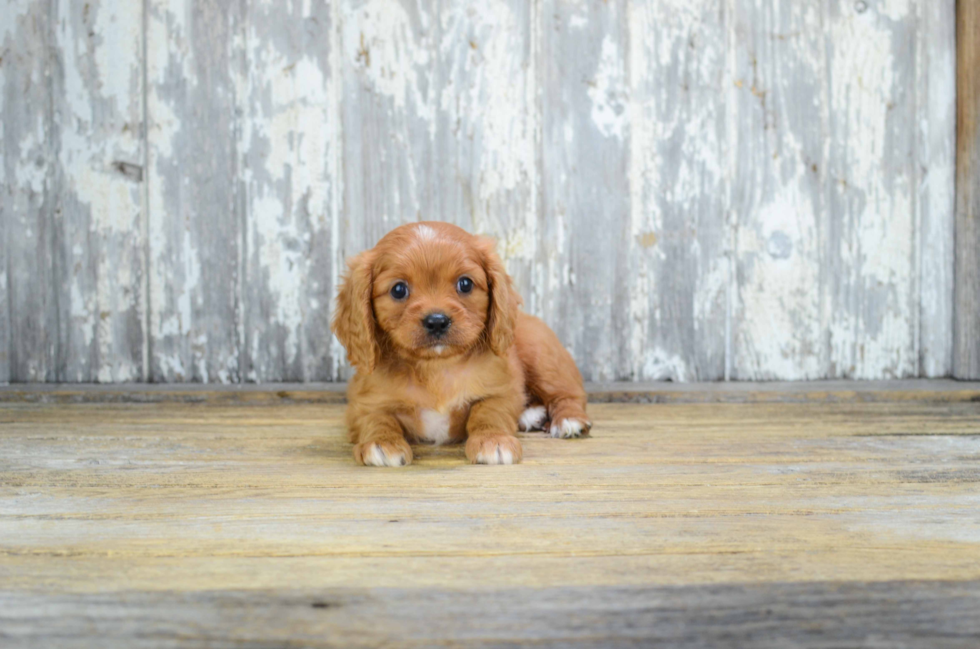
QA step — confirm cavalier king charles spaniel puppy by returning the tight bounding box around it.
[331,222,591,466]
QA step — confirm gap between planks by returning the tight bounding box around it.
[0,380,979,405]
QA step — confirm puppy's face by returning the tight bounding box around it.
[332,222,517,370]
[373,226,490,361]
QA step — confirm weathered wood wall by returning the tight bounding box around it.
[0,0,957,383]
[956,0,980,380]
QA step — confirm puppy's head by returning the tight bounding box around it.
[331,222,519,371]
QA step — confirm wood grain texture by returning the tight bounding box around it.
[955,0,980,379]
[731,1,826,380]
[827,0,920,380]
[2,0,60,382]
[146,0,244,382]
[1,400,979,645]
[339,0,433,258]
[2,0,146,384]
[0,0,962,383]
[0,2,29,384]
[3,581,980,648]
[53,0,146,382]
[241,0,340,382]
[917,0,956,377]
[539,0,631,382]
[627,0,728,381]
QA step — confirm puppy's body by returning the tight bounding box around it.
[333,222,589,466]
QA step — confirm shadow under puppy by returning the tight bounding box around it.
[332,222,591,466]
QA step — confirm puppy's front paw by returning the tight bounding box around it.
[354,439,413,467]
[549,417,592,439]
[466,434,523,465]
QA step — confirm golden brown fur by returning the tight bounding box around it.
[332,222,590,466]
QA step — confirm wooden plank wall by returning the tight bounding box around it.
[0,0,958,383]
[956,0,980,380]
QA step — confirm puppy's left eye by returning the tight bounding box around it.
[456,277,474,294]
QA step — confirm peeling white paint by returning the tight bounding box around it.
[737,179,823,380]
[440,0,531,202]
[70,282,96,349]
[916,0,956,377]
[626,0,728,380]
[1,0,957,384]
[1,0,34,38]
[588,36,627,140]
[241,2,341,378]
[148,0,196,86]
[329,0,347,380]
[13,131,47,193]
[51,0,145,382]
[875,0,913,22]
[251,194,304,359]
[640,349,688,383]
[828,0,916,379]
[343,0,432,120]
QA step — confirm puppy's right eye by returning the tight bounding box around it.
[390,282,409,301]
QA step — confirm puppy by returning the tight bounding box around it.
[332,222,590,466]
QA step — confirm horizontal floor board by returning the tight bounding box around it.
[2,581,980,649]
[1,399,979,646]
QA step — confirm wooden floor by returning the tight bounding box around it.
[2,391,980,647]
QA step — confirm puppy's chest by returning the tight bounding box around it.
[397,374,481,445]
[397,402,471,445]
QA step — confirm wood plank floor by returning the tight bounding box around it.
[2,397,979,647]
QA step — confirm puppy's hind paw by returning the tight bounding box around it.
[518,405,549,432]
[355,439,413,467]
[549,417,592,439]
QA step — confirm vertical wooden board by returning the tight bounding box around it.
[51,0,146,382]
[429,0,536,302]
[538,0,630,382]
[916,0,955,377]
[0,2,6,385]
[1,0,59,382]
[146,0,244,382]
[626,0,728,381]
[825,0,917,379]
[955,0,980,379]
[731,1,827,381]
[0,3,24,384]
[241,0,339,382]
[0,145,6,382]
[339,0,434,255]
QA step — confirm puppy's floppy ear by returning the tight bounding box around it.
[331,251,379,372]
[478,237,521,356]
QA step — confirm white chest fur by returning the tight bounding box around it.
[418,409,452,445]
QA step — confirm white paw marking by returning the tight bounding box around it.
[550,418,589,439]
[362,443,408,467]
[476,445,515,465]
[519,406,548,432]
[419,409,451,445]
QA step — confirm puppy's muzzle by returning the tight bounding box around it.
[422,312,452,338]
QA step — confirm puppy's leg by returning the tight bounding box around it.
[349,412,413,467]
[465,394,524,465]
[515,314,592,439]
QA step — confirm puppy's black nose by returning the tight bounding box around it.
[422,312,452,336]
